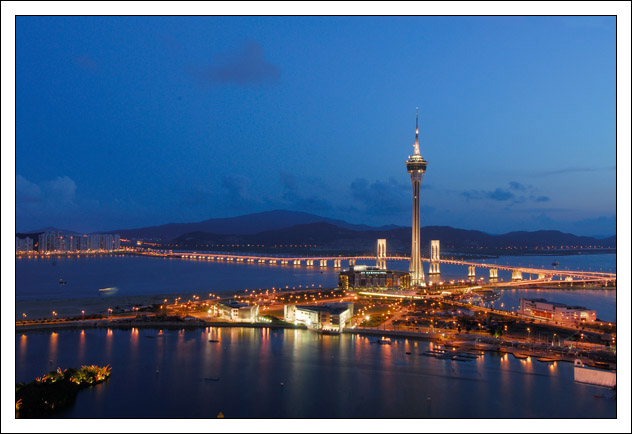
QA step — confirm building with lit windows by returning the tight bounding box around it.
[217,300,259,323]
[284,303,354,332]
[15,236,34,252]
[338,265,410,290]
[519,298,597,323]
[33,231,121,252]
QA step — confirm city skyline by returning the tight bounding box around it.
[13,16,617,236]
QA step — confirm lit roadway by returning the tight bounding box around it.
[139,250,616,283]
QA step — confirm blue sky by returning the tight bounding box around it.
[14,16,616,235]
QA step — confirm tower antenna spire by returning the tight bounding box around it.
[416,107,419,134]
[413,107,420,155]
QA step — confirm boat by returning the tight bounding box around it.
[552,260,559,267]
[320,329,341,335]
[58,278,67,285]
[537,357,559,363]
[574,359,616,388]
[512,353,529,359]
[208,339,220,343]
[376,338,392,345]
[98,287,114,294]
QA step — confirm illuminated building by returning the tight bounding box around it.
[284,303,354,332]
[15,236,34,252]
[217,300,259,323]
[34,231,121,252]
[338,265,410,290]
[406,109,428,287]
[519,298,597,323]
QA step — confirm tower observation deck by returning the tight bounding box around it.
[406,108,428,287]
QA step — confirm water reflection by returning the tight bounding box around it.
[49,332,58,365]
[105,329,113,360]
[129,328,139,363]
[15,328,616,418]
[78,329,86,361]
[18,334,27,366]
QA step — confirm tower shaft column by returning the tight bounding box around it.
[409,177,425,286]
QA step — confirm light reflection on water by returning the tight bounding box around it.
[15,328,616,418]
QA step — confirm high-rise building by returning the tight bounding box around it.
[405,109,428,288]
[15,236,34,252]
[32,232,121,252]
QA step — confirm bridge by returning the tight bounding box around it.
[140,250,615,283]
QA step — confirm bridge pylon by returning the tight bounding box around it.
[428,240,440,275]
[468,265,476,279]
[376,239,387,270]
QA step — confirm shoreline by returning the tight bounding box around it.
[15,320,615,371]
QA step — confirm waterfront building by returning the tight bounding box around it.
[217,300,259,323]
[88,234,102,250]
[15,236,34,252]
[519,298,597,323]
[406,109,428,287]
[38,231,60,252]
[31,231,121,253]
[284,303,354,332]
[338,264,410,290]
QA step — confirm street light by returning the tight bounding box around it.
[82,310,85,320]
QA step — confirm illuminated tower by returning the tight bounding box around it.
[406,109,428,287]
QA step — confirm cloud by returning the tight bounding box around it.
[16,175,76,207]
[508,181,527,191]
[45,176,77,204]
[487,188,515,201]
[536,166,615,176]
[462,182,549,204]
[16,175,43,204]
[462,188,514,201]
[220,175,252,210]
[350,177,409,216]
[16,174,83,231]
[202,41,280,85]
[277,171,333,212]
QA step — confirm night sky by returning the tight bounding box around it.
[14,16,616,236]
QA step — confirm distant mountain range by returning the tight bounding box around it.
[23,210,616,253]
[105,210,403,240]
[169,222,616,253]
